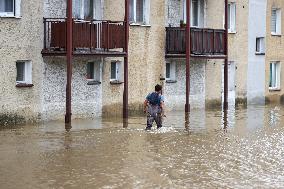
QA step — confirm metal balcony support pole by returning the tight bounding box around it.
[224,0,229,110]
[123,0,129,119]
[185,0,191,112]
[65,0,73,126]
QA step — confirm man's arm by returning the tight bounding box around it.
[143,99,148,113]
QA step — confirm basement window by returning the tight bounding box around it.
[269,61,281,90]
[86,61,101,85]
[16,60,33,87]
[110,61,123,84]
[166,62,176,83]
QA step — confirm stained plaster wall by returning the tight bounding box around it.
[0,0,44,125]
[265,0,284,103]
[42,57,103,120]
[164,60,206,110]
[103,0,166,116]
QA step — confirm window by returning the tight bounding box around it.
[129,0,150,24]
[0,0,21,17]
[228,2,236,33]
[165,62,176,81]
[73,0,102,20]
[87,61,101,81]
[16,61,32,84]
[110,61,122,81]
[256,37,265,54]
[271,8,281,35]
[269,62,281,90]
[183,0,204,27]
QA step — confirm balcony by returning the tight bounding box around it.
[42,18,126,57]
[166,27,226,58]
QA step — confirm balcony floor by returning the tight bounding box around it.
[165,53,227,59]
[42,49,126,57]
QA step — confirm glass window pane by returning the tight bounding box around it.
[87,62,94,79]
[166,63,171,79]
[271,9,277,33]
[111,62,116,79]
[136,0,144,23]
[16,62,25,82]
[192,0,198,26]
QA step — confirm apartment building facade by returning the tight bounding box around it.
[0,0,283,125]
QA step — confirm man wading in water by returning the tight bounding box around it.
[143,84,165,130]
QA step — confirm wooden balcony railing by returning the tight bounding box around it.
[166,27,225,56]
[43,18,126,55]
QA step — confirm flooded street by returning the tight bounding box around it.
[1,105,284,188]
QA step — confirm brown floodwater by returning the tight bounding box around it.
[1,105,284,188]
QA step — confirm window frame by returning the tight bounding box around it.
[228,2,236,33]
[165,62,176,82]
[0,0,21,18]
[16,60,32,84]
[129,0,150,25]
[271,8,281,36]
[110,61,122,82]
[255,37,265,55]
[86,61,101,82]
[269,61,281,90]
[183,0,204,27]
[73,0,102,20]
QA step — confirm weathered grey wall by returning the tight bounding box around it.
[164,60,206,110]
[0,0,44,125]
[42,57,103,120]
[265,0,284,103]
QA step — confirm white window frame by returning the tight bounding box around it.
[73,0,102,20]
[16,60,32,84]
[165,62,176,81]
[269,61,281,90]
[256,37,265,54]
[228,2,236,33]
[183,0,204,27]
[271,8,281,35]
[110,61,123,82]
[86,60,101,82]
[0,0,21,18]
[130,0,150,25]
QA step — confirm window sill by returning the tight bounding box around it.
[271,33,281,37]
[166,80,177,83]
[228,31,237,34]
[87,80,101,85]
[130,23,151,27]
[269,88,281,92]
[255,52,265,55]
[110,80,123,85]
[16,83,34,88]
[0,15,21,19]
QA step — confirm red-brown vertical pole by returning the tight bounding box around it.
[65,0,73,124]
[224,0,228,110]
[123,0,129,119]
[185,0,191,112]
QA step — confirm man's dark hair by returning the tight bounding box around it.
[155,84,162,92]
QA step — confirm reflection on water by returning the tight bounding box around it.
[1,105,284,188]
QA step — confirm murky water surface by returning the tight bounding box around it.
[1,105,284,188]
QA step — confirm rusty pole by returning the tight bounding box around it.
[224,0,229,110]
[123,0,129,119]
[185,0,191,112]
[65,0,73,124]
